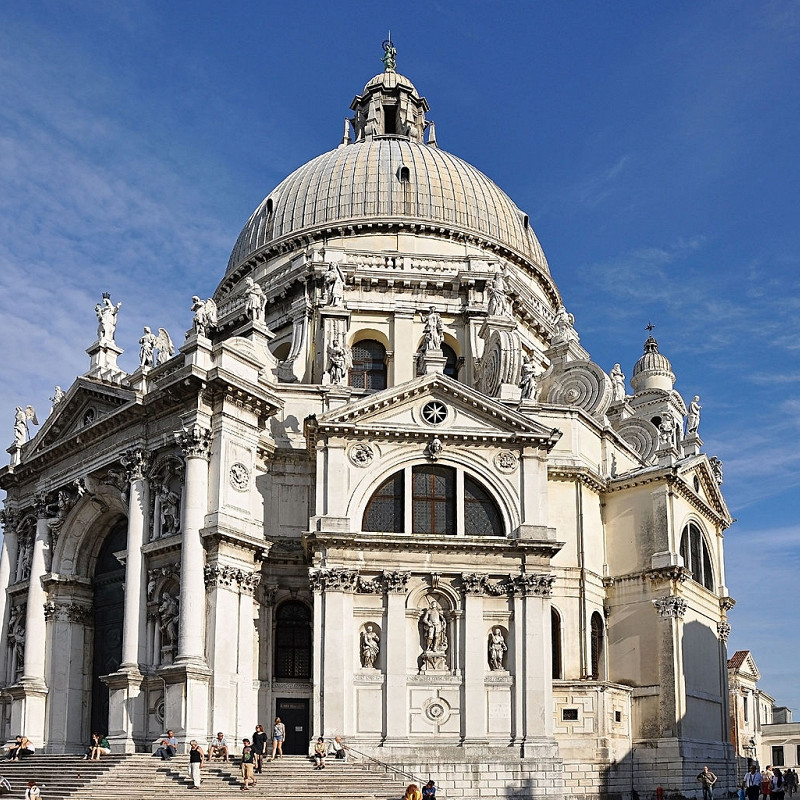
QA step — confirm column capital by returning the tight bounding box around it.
[0,508,19,534]
[34,493,52,520]
[652,595,687,618]
[175,425,212,459]
[204,564,262,595]
[460,572,489,596]
[507,572,555,597]
[43,600,93,625]
[121,447,152,482]
[717,620,731,642]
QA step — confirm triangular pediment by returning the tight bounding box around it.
[729,650,761,681]
[26,378,136,456]
[677,456,731,523]
[312,373,561,446]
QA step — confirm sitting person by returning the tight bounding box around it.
[7,736,34,761]
[329,735,347,761]
[24,781,39,800]
[154,730,178,760]
[90,733,111,760]
[422,780,437,799]
[404,784,422,800]
[208,732,230,762]
[313,737,326,769]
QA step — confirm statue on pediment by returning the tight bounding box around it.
[687,395,701,434]
[487,269,511,317]
[139,327,157,368]
[610,363,626,403]
[423,306,443,351]
[191,296,217,338]
[95,293,122,346]
[13,406,37,446]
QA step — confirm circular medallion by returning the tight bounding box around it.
[423,696,451,724]
[494,450,519,474]
[229,462,250,491]
[349,443,374,467]
[421,400,448,425]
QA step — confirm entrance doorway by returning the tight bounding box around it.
[275,698,310,755]
[90,520,126,735]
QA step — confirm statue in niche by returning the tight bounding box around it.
[191,296,217,338]
[422,306,443,351]
[421,598,448,670]
[95,293,122,346]
[159,486,180,538]
[361,625,380,669]
[7,605,25,678]
[487,269,511,317]
[687,395,702,434]
[244,277,267,322]
[158,592,179,647]
[519,355,537,400]
[13,406,37,446]
[488,628,508,671]
[16,536,32,583]
[610,364,626,403]
[139,327,157,369]
[323,263,346,308]
[327,337,350,385]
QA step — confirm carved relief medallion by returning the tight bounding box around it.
[229,462,250,491]
[493,450,519,474]
[348,443,374,467]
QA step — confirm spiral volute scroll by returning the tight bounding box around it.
[541,360,612,418]
[615,418,659,463]
[478,329,522,397]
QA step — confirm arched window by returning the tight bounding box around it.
[274,601,312,680]
[680,522,715,591]
[361,466,505,537]
[551,607,563,679]
[441,343,459,380]
[349,339,387,391]
[590,612,604,681]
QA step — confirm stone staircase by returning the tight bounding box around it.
[0,753,407,799]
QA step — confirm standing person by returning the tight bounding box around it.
[268,717,285,761]
[188,740,204,790]
[251,725,268,774]
[313,737,326,770]
[154,730,178,760]
[24,781,40,800]
[696,766,717,800]
[764,766,775,799]
[744,765,762,800]
[422,780,437,799]
[240,738,256,791]
[773,769,786,800]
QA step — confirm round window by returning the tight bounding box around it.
[421,401,448,425]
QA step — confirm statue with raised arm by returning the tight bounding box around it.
[610,363,626,403]
[381,38,397,73]
[488,628,508,671]
[323,263,346,308]
[154,328,175,365]
[139,327,157,368]
[422,306,443,351]
[361,625,380,669]
[687,395,702,434]
[244,277,267,322]
[519,355,537,400]
[95,293,122,345]
[487,269,511,317]
[13,406,38,446]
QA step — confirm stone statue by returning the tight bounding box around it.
[659,411,676,449]
[8,606,25,677]
[323,263,346,308]
[95,293,122,345]
[361,625,380,669]
[327,337,350,385]
[687,395,701,434]
[154,328,175,365]
[709,456,724,485]
[16,537,32,582]
[487,269,511,317]
[610,364,626,403]
[488,628,507,671]
[422,306,443,351]
[49,386,65,414]
[422,598,447,654]
[382,38,397,72]
[425,437,443,461]
[191,296,217,338]
[244,277,267,322]
[159,592,179,646]
[139,327,157,369]
[159,486,180,538]
[519,355,537,400]
[13,406,38,446]
[552,305,576,344]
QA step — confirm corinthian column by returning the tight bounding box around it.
[175,425,211,665]
[119,448,150,669]
[23,496,52,682]
[0,510,20,680]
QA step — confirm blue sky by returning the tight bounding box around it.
[1,2,798,709]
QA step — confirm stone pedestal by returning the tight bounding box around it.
[418,348,447,375]
[158,663,212,749]
[7,680,48,747]
[86,340,126,384]
[656,445,679,467]
[104,667,144,753]
[681,432,703,457]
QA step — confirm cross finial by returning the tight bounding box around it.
[645,321,655,332]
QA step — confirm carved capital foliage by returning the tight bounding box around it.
[0,508,19,535]
[647,565,690,584]
[508,573,556,597]
[204,564,262,595]
[43,600,93,624]
[175,425,212,460]
[381,570,411,594]
[461,572,489,596]
[308,568,409,594]
[121,447,152,482]
[717,621,731,642]
[652,595,687,618]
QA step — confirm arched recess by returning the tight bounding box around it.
[551,606,563,679]
[590,611,605,681]
[679,520,715,591]
[91,518,127,735]
[349,339,387,390]
[273,600,312,680]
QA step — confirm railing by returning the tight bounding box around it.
[345,744,443,798]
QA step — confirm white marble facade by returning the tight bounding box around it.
[0,54,736,799]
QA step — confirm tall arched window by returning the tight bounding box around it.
[274,601,312,680]
[349,339,387,390]
[551,607,563,679]
[590,612,604,680]
[679,522,715,591]
[361,465,504,537]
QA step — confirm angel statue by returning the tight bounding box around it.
[13,406,38,446]
[139,327,158,368]
[95,293,122,346]
[191,296,217,338]
[154,328,175,365]
[244,277,267,323]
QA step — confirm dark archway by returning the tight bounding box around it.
[91,520,126,735]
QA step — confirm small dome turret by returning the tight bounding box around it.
[631,335,675,393]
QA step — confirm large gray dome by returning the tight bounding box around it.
[225,138,549,277]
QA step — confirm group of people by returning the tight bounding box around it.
[743,765,799,800]
[5,736,35,761]
[403,781,437,800]
[312,735,347,769]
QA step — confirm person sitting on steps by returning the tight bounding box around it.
[7,736,34,761]
[208,732,230,762]
[313,737,326,769]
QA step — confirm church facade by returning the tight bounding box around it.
[0,52,735,799]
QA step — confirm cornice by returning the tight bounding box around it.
[548,466,607,493]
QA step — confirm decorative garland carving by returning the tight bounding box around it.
[652,596,687,618]
[203,564,262,594]
[308,568,410,594]
[460,572,555,597]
